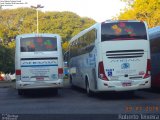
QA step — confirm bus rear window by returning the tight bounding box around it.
[101,22,147,41]
[20,37,57,52]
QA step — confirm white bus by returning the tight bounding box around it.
[148,26,160,88]
[68,20,151,95]
[15,33,63,95]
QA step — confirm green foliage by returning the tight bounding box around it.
[0,8,96,73]
[118,0,160,28]
[0,44,15,74]
[0,8,95,46]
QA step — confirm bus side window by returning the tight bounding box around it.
[21,47,26,52]
[151,36,160,53]
[27,45,35,52]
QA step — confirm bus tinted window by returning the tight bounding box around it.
[69,29,96,58]
[101,22,147,41]
[150,35,160,53]
[20,37,57,52]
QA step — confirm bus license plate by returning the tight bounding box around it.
[122,82,131,87]
[36,77,44,81]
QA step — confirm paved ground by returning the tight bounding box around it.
[0,80,160,120]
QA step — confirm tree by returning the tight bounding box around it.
[0,8,96,73]
[0,46,13,74]
[117,0,160,28]
[62,41,69,52]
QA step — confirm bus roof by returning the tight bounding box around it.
[16,33,61,39]
[69,23,99,44]
[69,20,147,44]
[148,26,160,39]
[148,26,160,35]
[102,20,144,23]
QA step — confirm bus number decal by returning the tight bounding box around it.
[106,69,114,77]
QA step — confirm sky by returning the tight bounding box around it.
[1,0,126,22]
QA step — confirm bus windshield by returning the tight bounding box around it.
[20,37,57,52]
[101,22,147,41]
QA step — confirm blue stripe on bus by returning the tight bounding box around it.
[21,64,58,67]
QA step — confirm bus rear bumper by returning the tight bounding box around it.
[16,79,63,89]
[96,78,151,92]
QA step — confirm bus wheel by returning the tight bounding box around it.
[86,80,93,97]
[70,75,73,88]
[127,91,135,96]
[18,89,24,95]
[53,89,58,95]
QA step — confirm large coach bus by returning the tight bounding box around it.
[15,33,63,95]
[68,20,151,95]
[148,26,160,88]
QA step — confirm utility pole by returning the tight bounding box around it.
[31,4,44,34]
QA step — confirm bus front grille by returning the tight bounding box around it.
[106,49,144,59]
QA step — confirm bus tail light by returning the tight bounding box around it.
[16,69,21,75]
[143,59,151,79]
[58,68,63,79]
[98,61,108,81]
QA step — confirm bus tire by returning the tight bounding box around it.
[53,89,58,95]
[18,89,24,95]
[124,91,134,97]
[70,75,73,87]
[127,91,135,96]
[86,80,93,97]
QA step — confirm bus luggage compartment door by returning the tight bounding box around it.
[20,59,58,81]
